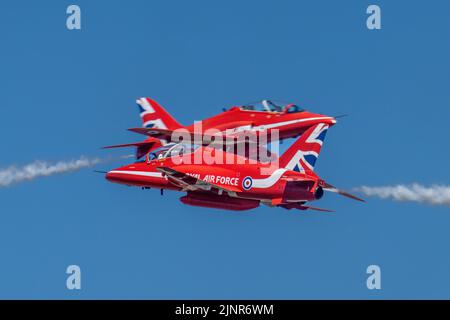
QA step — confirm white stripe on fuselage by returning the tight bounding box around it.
[109,170,164,178]
[252,168,288,188]
[111,169,286,190]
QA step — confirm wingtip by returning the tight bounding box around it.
[127,127,142,132]
[322,182,366,203]
[345,193,366,203]
[333,114,349,119]
[302,205,335,212]
[341,192,366,203]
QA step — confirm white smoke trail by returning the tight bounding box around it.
[0,156,102,187]
[356,184,450,206]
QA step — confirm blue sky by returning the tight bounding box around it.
[1,0,450,299]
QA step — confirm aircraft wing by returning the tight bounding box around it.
[278,203,334,212]
[128,127,261,146]
[156,166,241,193]
[102,141,156,149]
[102,139,160,159]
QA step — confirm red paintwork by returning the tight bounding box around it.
[105,106,364,212]
[105,140,322,211]
[138,98,337,141]
[185,107,335,141]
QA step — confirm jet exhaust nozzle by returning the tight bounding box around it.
[314,186,324,200]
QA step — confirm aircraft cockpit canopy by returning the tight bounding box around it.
[147,143,200,161]
[240,100,305,113]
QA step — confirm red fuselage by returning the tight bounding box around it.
[183,107,336,140]
[106,146,323,211]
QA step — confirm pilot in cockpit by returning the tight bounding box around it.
[147,143,199,162]
[240,100,304,113]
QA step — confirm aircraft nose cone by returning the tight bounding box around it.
[308,112,337,126]
[105,171,114,181]
[319,115,337,126]
[105,170,120,182]
[105,169,130,185]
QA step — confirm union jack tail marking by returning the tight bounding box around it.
[279,123,329,173]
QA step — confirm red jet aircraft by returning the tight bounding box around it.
[104,98,337,159]
[105,123,363,212]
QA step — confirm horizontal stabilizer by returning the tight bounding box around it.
[103,138,162,159]
[128,127,174,140]
[279,203,334,212]
[103,141,156,149]
[300,205,334,212]
[322,182,365,202]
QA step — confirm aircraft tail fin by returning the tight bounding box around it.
[279,123,329,173]
[136,97,182,130]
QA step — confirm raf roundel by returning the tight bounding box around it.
[242,176,253,190]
